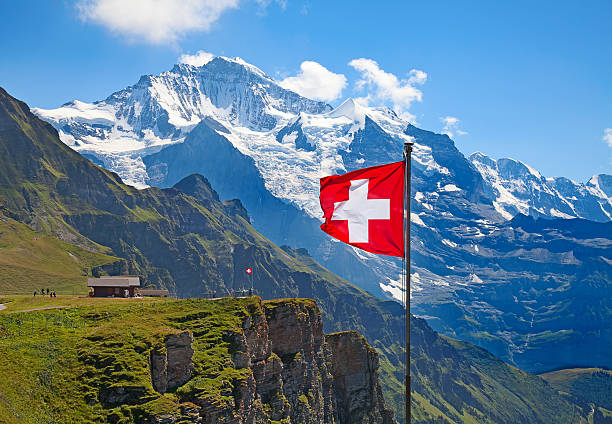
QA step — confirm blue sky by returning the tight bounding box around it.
[1,0,611,181]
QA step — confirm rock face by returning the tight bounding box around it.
[327,331,395,424]
[151,331,195,394]
[197,299,394,424]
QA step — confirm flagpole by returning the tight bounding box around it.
[404,140,413,424]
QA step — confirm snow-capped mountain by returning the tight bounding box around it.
[470,152,612,221]
[34,56,330,188]
[34,56,612,373]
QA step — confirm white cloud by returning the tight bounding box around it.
[441,116,459,127]
[255,0,287,10]
[77,0,239,45]
[279,61,347,102]
[440,116,467,139]
[348,58,427,121]
[179,50,215,67]
[604,128,612,147]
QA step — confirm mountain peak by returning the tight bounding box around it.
[327,98,366,125]
[588,174,612,198]
[172,173,220,202]
[172,55,269,78]
[200,56,271,81]
[469,152,612,222]
[471,153,543,180]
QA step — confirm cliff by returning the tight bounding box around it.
[200,298,395,423]
[0,296,394,424]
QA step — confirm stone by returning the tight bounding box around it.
[327,331,395,424]
[151,331,194,394]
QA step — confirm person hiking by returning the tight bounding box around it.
[34,290,37,297]
[212,289,216,298]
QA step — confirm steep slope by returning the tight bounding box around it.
[540,368,612,411]
[0,214,123,294]
[410,315,585,423]
[142,118,398,299]
[33,57,331,187]
[470,152,612,221]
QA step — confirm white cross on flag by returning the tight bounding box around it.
[319,161,405,257]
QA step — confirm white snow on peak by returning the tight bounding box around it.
[33,101,115,126]
[523,162,542,179]
[34,55,610,227]
[226,56,270,79]
[328,98,365,122]
[33,56,332,191]
[470,152,612,222]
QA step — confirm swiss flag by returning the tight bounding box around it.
[245,268,253,275]
[319,161,404,257]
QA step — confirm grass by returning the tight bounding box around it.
[0,295,161,314]
[540,368,612,410]
[0,216,120,295]
[0,296,265,423]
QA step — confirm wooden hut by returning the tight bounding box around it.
[87,276,140,298]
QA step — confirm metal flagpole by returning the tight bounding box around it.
[404,140,413,423]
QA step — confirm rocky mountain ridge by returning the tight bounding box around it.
[470,152,612,222]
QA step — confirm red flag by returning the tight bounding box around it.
[245,268,253,274]
[319,161,404,257]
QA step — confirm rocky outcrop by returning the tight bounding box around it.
[195,299,394,424]
[151,331,195,394]
[327,331,395,424]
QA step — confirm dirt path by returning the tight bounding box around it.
[8,305,72,314]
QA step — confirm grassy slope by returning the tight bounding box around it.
[541,368,612,411]
[0,297,261,424]
[0,215,121,294]
[410,316,587,424]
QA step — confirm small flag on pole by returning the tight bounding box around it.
[245,267,253,275]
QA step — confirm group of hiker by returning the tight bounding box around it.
[33,288,56,297]
[206,287,254,299]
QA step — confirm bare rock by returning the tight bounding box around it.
[151,331,194,394]
[327,331,395,424]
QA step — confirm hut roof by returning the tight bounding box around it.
[87,277,140,288]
